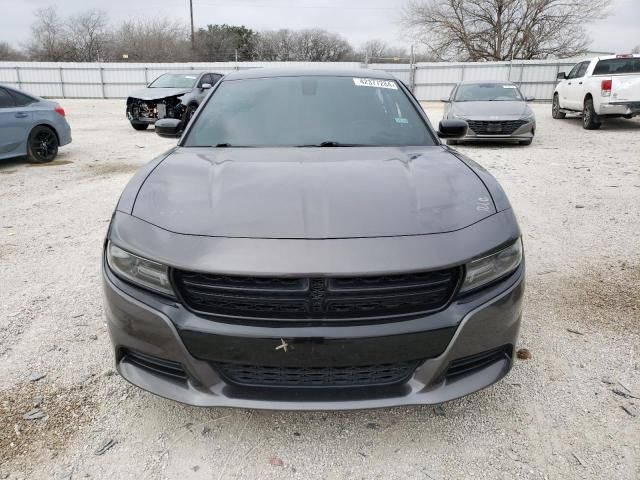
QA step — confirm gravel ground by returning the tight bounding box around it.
[0,100,638,480]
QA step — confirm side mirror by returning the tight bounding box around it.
[155,118,183,138]
[201,83,212,90]
[556,72,567,80]
[525,96,535,102]
[437,119,467,139]
[440,96,450,103]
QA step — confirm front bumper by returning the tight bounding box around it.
[103,257,524,410]
[458,120,535,142]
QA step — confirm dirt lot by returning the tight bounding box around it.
[1,100,638,479]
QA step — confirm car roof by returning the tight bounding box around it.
[222,68,397,81]
[157,71,225,76]
[0,83,40,99]
[455,80,516,85]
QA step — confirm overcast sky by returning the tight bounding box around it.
[3,0,639,53]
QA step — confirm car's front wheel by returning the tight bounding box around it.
[582,97,601,130]
[552,94,565,119]
[27,125,58,163]
[131,122,149,131]
[182,103,197,125]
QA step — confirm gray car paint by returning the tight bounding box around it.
[104,68,524,409]
[132,146,497,239]
[449,100,532,119]
[0,84,72,161]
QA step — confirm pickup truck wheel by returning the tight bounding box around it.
[552,94,565,119]
[131,122,149,131]
[582,98,601,130]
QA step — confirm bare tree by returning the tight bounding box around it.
[402,0,612,61]
[362,39,388,60]
[66,9,110,61]
[26,6,70,61]
[632,45,640,54]
[0,42,27,61]
[255,29,352,61]
[109,18,191,62]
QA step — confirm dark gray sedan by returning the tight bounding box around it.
[103,69,524,410]
[442,81,536,145]
[0,84,71,163]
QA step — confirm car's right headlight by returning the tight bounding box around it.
[460,239,523,293]
[106,241,174,296]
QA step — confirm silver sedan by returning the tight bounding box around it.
[442,81,536,145]
[0,84,72,163]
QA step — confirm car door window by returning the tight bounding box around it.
[566,64,581,80]
[9,89,36,107]
[210,74,223,85]
[576,62,589,78]
[198,74,212,87]
[0,88,16,108]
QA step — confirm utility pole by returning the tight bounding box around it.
[189,0,195,50]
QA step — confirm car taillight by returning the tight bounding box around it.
[601,79,612,97]
[54,105,65,117]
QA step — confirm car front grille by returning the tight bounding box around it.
[172,268,460,321]
[466,120,527,135]
[446,346,512,379]
[215,360,420,388]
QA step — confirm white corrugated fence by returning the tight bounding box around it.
[0,59,582,101]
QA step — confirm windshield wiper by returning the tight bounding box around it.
[296,141,369,147]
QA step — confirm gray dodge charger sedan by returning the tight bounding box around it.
[103,69,525,410]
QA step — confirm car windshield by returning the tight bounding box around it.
[149,73,198,88]
[183,76,435,147]
[454,83,523,102]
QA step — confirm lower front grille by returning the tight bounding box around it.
[466,120,527,135]
[122,350,188,380]
[215,361,420,388]
[446,346,511,379]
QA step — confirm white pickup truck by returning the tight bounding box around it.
[552,54,640,129]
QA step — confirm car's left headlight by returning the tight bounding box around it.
[460,239,523,293]
[521,114,535,123]
[106,241,174,296]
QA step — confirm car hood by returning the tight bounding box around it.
[452,101,531,120]
[132,146,496,239]
[128,87,191,101]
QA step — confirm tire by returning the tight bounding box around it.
[27,125,58,163]
[582,97,601,130]
[182,104,197,125]
[131,122,149,131]
[552,94,565,119]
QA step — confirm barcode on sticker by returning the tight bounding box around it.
[353,78,398,90]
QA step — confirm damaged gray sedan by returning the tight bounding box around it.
[126,71,224,130]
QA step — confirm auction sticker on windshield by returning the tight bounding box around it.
[353,78,398,89]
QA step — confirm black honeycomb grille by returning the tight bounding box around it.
[466,119,527,135]
[215,361,420,388]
